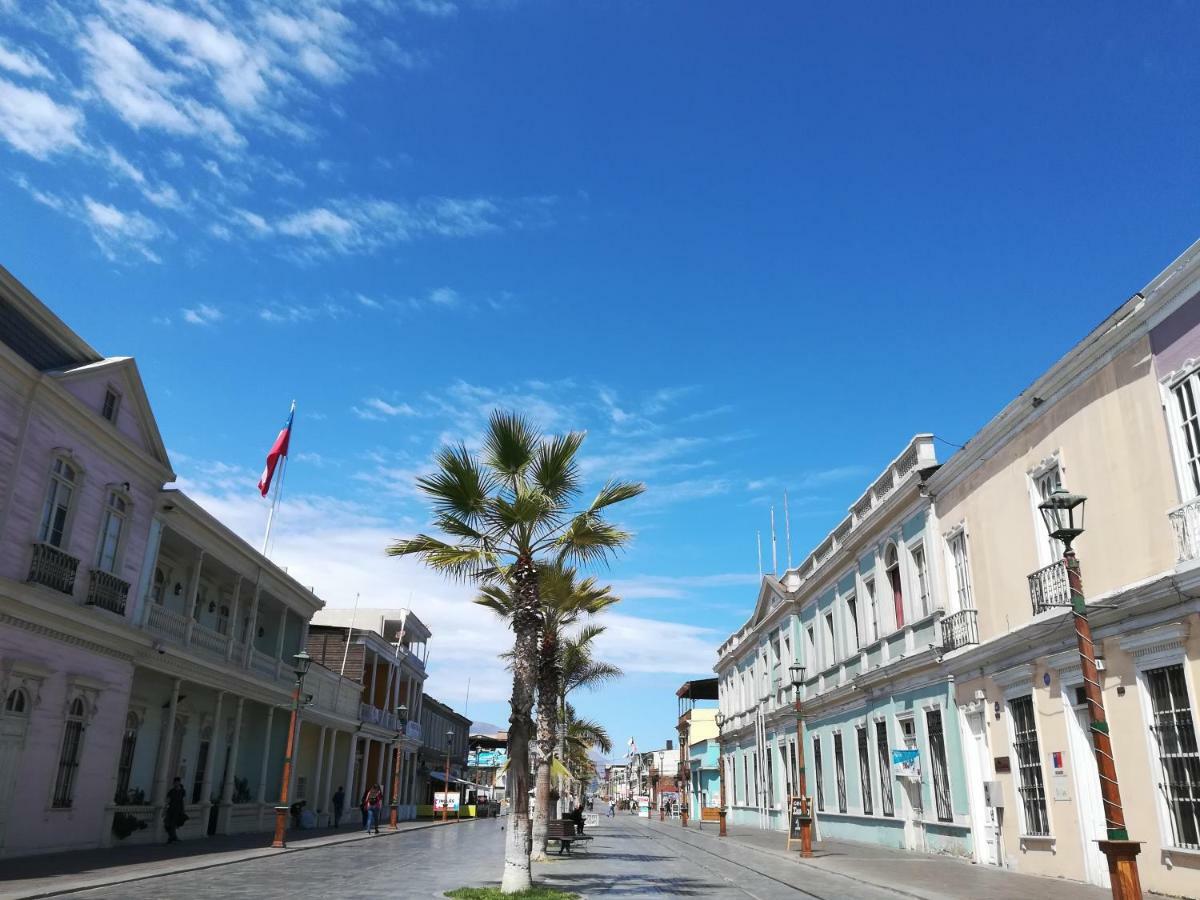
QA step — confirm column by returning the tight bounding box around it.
[321,728,337,823]
[345,734,359,804]
[218,697,245,831]
[288,719,303,800]
[184,549,206,644]
[226,576,244,662]
[242,582,262,667]
[151,678,182,840]
[274,606,288,679]
[374,737,385,790]
[312,725,328,820]
[201,691,225,813]
[135,518,164,627]
[257,706,276,804]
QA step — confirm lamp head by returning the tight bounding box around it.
[293,649,313,680]
[714,711,725,729]
[788,663,805,687]
[1038,488,1086,550]
[397,704,407,724]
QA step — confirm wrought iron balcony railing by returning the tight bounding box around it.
[940,608,979,651]
[86,569,130,615]
[1028,560,1072,615]
[28,542,79,595]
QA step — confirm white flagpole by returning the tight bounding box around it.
[770,505,778,576]
[339,592,361,677]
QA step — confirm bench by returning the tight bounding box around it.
[546,819,594,855]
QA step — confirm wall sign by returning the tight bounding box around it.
[993,756,1012,774]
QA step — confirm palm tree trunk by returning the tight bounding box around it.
[501,557,541,894]
[530,629,559,862]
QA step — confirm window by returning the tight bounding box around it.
[1147,663,1200,848]
[834,732,847,813]
[805,626,816,670]
[781,740,792,798]
[911,544,930,617]
[875,721,894,816]
[885,545,904,629]
[38,457,77,548]
[102,388,121,423]
[845,593,860,650]
[823,613,835,667]
[115,712,139,802]
[766,744,775,807]
[857,727,873,815]
[52,698,86,808]
[217,604,231,636]
[192,731,211,803]
[948,531,974,610]
[752,753,759,807]
[152,567,166,606]
[1035,466,1064,562]
[864,577,878,643]
[95,491,127,573]
[1173,375,1200,499]
[5,688,28,714]
[1010,695,1049,836]
[789,741,798,800]
[742,754,749,804]
[813,736,825,811]
[927,709,953,822]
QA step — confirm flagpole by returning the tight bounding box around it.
[339,592,361,678]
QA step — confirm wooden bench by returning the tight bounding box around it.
[546,819,594,854]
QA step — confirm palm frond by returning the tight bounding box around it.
[531,431,585,504]
[483,409,537,483]
[474,583,516,618]
[553,515,632,567]
[386,534,498,582]
[415,444,495,523]
[586,480,646,514]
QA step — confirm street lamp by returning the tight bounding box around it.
[272,650,312,849]
[1037,489,1142,900]
[442,729,454,823]
[390,704,408,830]
[651,765,661,820]
[788,662,813,858]
[678,720,690,829]
[714,711,727,838]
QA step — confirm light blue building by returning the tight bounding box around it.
[715,435,973,856]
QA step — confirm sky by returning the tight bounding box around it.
[1,1,1199,760]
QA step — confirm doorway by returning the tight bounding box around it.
[1065,685,1109,888]
[897,715,925,851]
[962,707,1001,866]
[0,688,32,851]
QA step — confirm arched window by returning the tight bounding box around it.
[95,490,128,573]
[52,698,87,808]
[217,604,231,636]
[885,544,904,629]
[4,688,29,715]
[115,712,140,802]
[152,567,166,606]
[38,457,77,548]
[192,726,212,803]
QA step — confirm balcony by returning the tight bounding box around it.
[191,621,231,659]
[405,720,422,742]
[86,569,130,615]
[1028,560,1072,615]
[147,604,190,643]
[1169,498,1200,563]
[940,609,979,651]
[250,648,278,678]
[27,542,79,595]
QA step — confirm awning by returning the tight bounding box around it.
[429,771,484,788]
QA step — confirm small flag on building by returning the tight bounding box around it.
[258,402,295,498]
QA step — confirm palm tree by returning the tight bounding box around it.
[387,410,643,894]
[554,627,622,814]
[559,702,613,798]
[477,565,619,861]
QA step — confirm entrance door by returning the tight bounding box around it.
[1067,689,1109,888]
[0,690,32,851]
[963,709,1001,866]
[897,716,925,851]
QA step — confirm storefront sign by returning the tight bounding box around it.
[891,749,920,778]
[433,791,460,812]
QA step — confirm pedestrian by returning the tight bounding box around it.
[608,799,615,818]
[360,786,370,830]
[332,786,345,828]
[365,784,383,834]
[163,777,187,844]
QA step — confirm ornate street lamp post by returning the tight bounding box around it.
[272,650,312,849]
[390,704,408,830]
[788,663,813,858]
[651,765,661,820]
[678,719,690,829]
[442,729,454,823]
[715,711,727,837]
[1038,489,1142,900]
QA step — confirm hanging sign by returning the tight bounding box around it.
[891,749,920,778]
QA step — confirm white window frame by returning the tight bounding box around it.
[883,542,904,632]
[1161,362,1200,503]
[844,589,860,651]
[909,540,931,618]
[1028,453,1065,569]
[823,611,836,669]
[862,573,879,645]
[37,455,81,549]
[1003,685,1053,839]
[944,524,975,612]
[101,386,122,423]
[94,489,130,574]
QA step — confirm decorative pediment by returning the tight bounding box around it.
[749,576,786,628]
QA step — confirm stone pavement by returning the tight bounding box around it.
[0,818,470,900]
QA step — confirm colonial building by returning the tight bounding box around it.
[677,678,720,821]
[418,694,471,810]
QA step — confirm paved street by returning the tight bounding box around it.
[1,814,1132,900]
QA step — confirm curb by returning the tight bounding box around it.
[4,818,479,900]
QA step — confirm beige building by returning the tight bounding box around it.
[929,238,1200,894]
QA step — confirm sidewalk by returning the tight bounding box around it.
[0,818,474,900]
[636,816,1134,900]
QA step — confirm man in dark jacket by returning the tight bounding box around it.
[164,777,187,844]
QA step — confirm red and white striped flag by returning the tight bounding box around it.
[258,402,294,497]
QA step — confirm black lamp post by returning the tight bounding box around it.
[715,711,727,837]
[442,729,454,822]
[1037,488,1141,900]
[390,704,408,829]
[271,650,312,849]
[788,662,813,858]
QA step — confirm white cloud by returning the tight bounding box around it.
[608,573,759,601]
[258,302,348,324]
[0,39,52,80]
[0,77,83,158]
[356,293,382,309]
[181,303,223,325]
[82,195,162,262]
[404,0,459,17]
[353,397,418,421]
[427,286,459,306]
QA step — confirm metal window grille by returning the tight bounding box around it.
[834,732,847,813]
[115,720,138,802]
[927,709,954,822]
[1009,695,1049,836]
[192,740,210,803]
[766,746,775,808]
[1176,377,1200,498]
[814,736,825,811]
[1148,663,1200,849]
[52,707,84,809]
[752,754,759,807]
[789,741,798,800]
[875,721,894,817]
[857,727,873,815]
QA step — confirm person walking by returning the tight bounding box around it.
[365,784,383,834]
[163,777,187,844]
[608,798,616,818]
[332,786,345,828]
[359,786,370,830]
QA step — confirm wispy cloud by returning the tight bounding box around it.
[0,39,53,80]
[182,303,223,325]
[258,302,348,324]
[609,573,759,601]
[353,397,419,421]
[403,0,459,17]
[0,78,83,158]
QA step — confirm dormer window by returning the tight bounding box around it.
[102,388,120,423]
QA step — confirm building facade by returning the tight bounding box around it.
[417,694,471,811]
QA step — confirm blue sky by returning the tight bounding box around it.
[2,1,1199,758]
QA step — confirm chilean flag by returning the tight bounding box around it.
[258,402,294,497]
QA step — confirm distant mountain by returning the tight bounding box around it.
[471,720,503,734]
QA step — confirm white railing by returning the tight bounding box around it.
[360,702,384,725]
[251,648,277,677]
[191,622,230,658]
[1169,499,1200,563]
[1028,560,1071,614]
[147,604,190,643]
